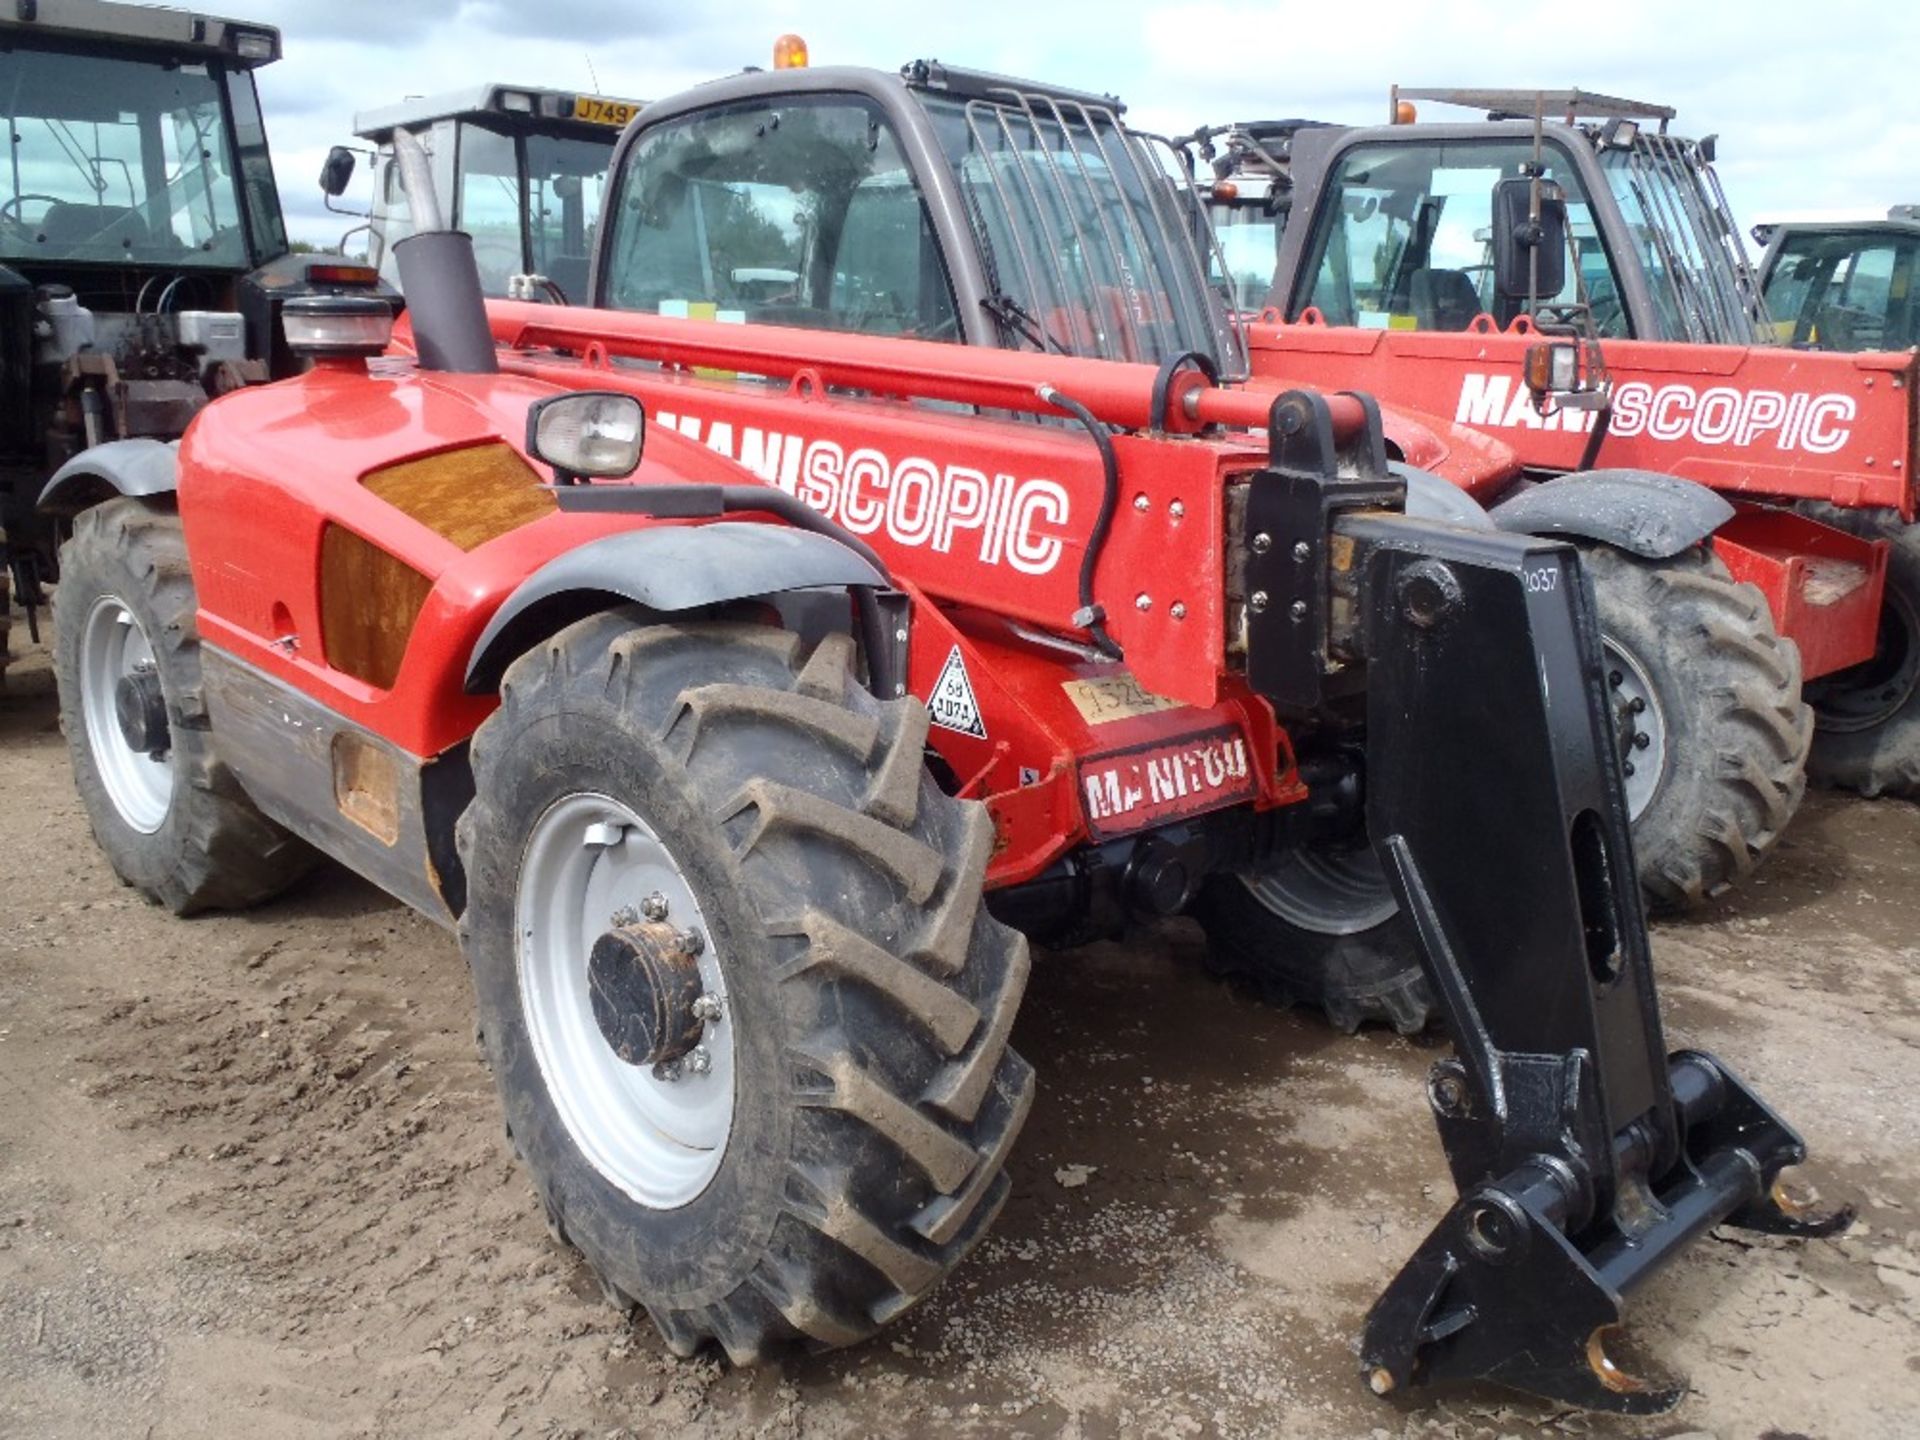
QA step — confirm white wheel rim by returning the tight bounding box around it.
[1240,846,1399,934]
[1603,638,1667,821]
[516,792,734,1209]
[79,595,174,834]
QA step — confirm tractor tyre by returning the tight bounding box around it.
[456,615,1033,1363]
[1190,847,1432,1035]
[52,497,316,914]
[0,555,11,688]
[1579,543,1809,910]
[1803,511,1920,798]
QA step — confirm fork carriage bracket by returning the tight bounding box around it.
[1245,392,1850,1414]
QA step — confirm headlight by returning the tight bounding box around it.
[282,294,393,358]
[526,392,646,482]
[228,27,278,61]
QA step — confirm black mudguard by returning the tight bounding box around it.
[1489,468,1734,559]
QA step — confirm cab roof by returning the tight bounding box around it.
[0,0,280,67]
[354,84,644,140]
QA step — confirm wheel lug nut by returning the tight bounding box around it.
[609,905,639,927]
[1609,670,1624,687]
[651,1058,683,1082]
[1629,696,1647,714]
[685,1046,712,1076]
[678,927,705,957]
[691,993,724,1022]
[1622,761,1636,777]
[640,892,670,922]
[1633,732,1652,750]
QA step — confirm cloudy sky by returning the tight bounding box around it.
[241,0,1918,249]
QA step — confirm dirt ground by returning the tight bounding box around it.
[2,634,1917,1440]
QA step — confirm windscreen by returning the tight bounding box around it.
[1764,229,1920,351]
[1597,139,1769,344]
[918,92,1246,377]
[1293,138,1626,336]
[603,98,960,341]
[0,46,263,269]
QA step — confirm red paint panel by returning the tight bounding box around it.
[1247,317,1920,518]
[1714,507,1890,679]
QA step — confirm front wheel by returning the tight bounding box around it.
[457,616,1032,1363]
[1189,846,1430,1035]
[1580,544,1810,910]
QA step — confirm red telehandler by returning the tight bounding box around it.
[41,59,1849,1415]
[1195,90,1919,822]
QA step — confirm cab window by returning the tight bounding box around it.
[455,124,525,296]
[1294,138,1625,336]
[1766,232,1919,351]
[603,99,959,339]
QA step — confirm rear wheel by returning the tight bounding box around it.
[52,498,314,913]
[457,616,1032,1362]
[1192,543,1809,1034]
[1805,514,1920,798]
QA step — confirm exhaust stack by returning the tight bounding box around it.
[388,128,497,375]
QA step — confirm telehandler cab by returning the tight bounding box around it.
[45,61,1849,1415]
[0,0,393,679]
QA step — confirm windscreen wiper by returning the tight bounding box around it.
[981,291,1070,354]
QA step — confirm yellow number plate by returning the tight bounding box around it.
[574,96,639,128]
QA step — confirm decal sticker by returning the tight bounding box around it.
[1078,728,1256,838]
[928,646,987,739]
[1454,372,1857,453]
[651,408,1071,575]
[1061,674,1184,725]
[1019,766,1042,786]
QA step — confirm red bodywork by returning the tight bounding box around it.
[180,323,1308,894]
[1247,311,1918,677]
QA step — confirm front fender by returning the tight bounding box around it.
[38,439,179,515]
[1488,468,1735,559]
[464,520,886,692]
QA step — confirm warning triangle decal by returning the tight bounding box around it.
[927,645,987,739]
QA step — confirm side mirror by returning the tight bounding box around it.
[319,146,358,198]
[1491,175,1568,303]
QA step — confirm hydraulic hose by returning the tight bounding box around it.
[1037,383,1123,659]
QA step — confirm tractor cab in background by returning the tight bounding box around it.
[1756,207,1920,351]
[328,84,643,303]
[0,0,386,643]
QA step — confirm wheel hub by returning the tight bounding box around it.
[1603,640,1666,821]
[113,665,170,758]
[587,921,706,1069]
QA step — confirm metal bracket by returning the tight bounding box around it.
[1242,390,1402,712]
[1339,514,1851,1412]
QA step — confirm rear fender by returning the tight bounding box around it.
[1488,468,1735,559]
[464,520,887,693]
[38,439,179,515]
